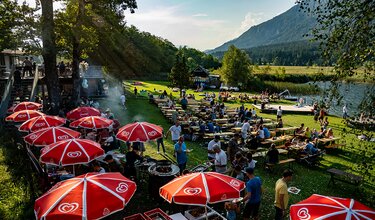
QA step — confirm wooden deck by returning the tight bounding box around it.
[255,104,313,115]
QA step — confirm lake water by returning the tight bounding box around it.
[297,81,374,116]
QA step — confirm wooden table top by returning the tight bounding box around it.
[276,126,299,132]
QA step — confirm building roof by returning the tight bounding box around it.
[1,49,25,55]
[191,66,210,77]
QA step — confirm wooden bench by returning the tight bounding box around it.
[325,143,345,149]
[265,158,295,171]
[298,151,325,167]
[327,168,363,187]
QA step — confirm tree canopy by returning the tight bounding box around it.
[169,49,190,96]
[220,45,252,87]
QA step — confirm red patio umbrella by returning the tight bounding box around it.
[5,110,45,123]
[70,116,113,130]
[116,122,163,142]
[7,101,42,113]
[34,172,136,220]
[19,115,66,132]
[24,127,80,146]
[66,107,101,121]
[159,172,245,206]
[40,139,104,166]
[290,194,375,220]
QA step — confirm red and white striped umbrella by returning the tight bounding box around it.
[70,116,113,130]
[66,107,101,121]
[116,122,163,142]
[5,110,45,123]
[34,172,136,220]
[40,139,104,166]
[7,101,42,113]
[24,127,81,146]
[19,115,66,132]
[290,194,375,220]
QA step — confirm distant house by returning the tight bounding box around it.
[0,49,24,76]
[81,65,107,97]
[191,66,221,88]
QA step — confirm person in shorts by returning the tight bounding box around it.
[242,167,263,220]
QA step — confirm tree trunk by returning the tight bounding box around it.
[40,0,60,115]
[71,0,85,107]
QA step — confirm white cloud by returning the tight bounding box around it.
[192,13,208,17]
[125,5,230,50]
[233,12,264,38]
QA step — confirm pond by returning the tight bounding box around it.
[297,81,374,117]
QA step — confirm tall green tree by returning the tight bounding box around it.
[220,45,252,88]
[169,50,190,97]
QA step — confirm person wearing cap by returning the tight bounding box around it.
[207,135,221,161]
[125,145,143,178]
[105,108,114,119]
[274,169,293,220]
[104,154,124,174]
[212,145,227,174]
[243,167,263,220]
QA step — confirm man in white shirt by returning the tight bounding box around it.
[241,119,251,142]
[342,105,348,119]
[208,135,221,160]
[251,108,256,118]
[277,106,282,121]
[213,145,227,174]
[166,121,182,143]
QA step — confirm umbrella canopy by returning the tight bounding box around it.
[40,139,104,166]
[66,107,101,121]
[116,122,163,142]
[160,172,245,206]
[24,127,81,146]
[70,116,113,130]
[19,115,66,132]
[7,101,42,113]
[34,172,136,220]
[5,110,45,123]
[290,194,375,220]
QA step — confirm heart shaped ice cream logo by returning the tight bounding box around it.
[58,135,69,140]
[18,114,26,118]
[229,179,240,187]
[83,121,91,125]
[183,187,202,195]
[148,131,157,136]
[221,194,227,200]
[30,134,38,140]
[297,208,311,220]
[116,182,129,193]
[35,122,46,127]
[58,202,79,213]
[67,151,82,158]
[103,208,110,216]
[80,113,89,117]
[122,131,130,136]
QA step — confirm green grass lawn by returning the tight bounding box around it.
[97,80,374,218]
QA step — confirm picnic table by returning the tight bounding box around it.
[275,126,299,132]
[231,127,242,133]
[154,98,168,104]
[213,118,228,124]
[327,168,363,187]
[318,137,341,144]
[261,135,293,145]
[204,132,235,139]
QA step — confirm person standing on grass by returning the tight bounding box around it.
[134,87,138,97]
[342,105,349,119]
[120,93,126,110]
[166,121,182,143]
[174,136,188,175]
[156,128,166,154]
[274,169,293,220]
[277,106,282,121]
[241,119,251,143]
[243,167,263,220]
[213,145,227,174]
[208,135,221,161]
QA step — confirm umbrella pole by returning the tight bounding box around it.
[205,206,208,220]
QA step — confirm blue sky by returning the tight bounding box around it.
[125,0,297,50]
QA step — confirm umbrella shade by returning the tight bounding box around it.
[66,107,101,121]
[24,127,80,146]
[116,122,163,142]
[7,101,42,113]
[290,194,375,220]
[40,139,104,166]
[34,172,137,220]
[5,110,45,122]
[159,172,245,206]
[70,116,113,130]
[19,115,66,132]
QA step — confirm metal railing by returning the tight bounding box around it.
[0,66,15,120]
[29,68,39,102]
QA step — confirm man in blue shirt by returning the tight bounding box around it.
[243,167,263,220]
[207,120,215,133]
[174,136,188,174]
[263,127,271,139]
